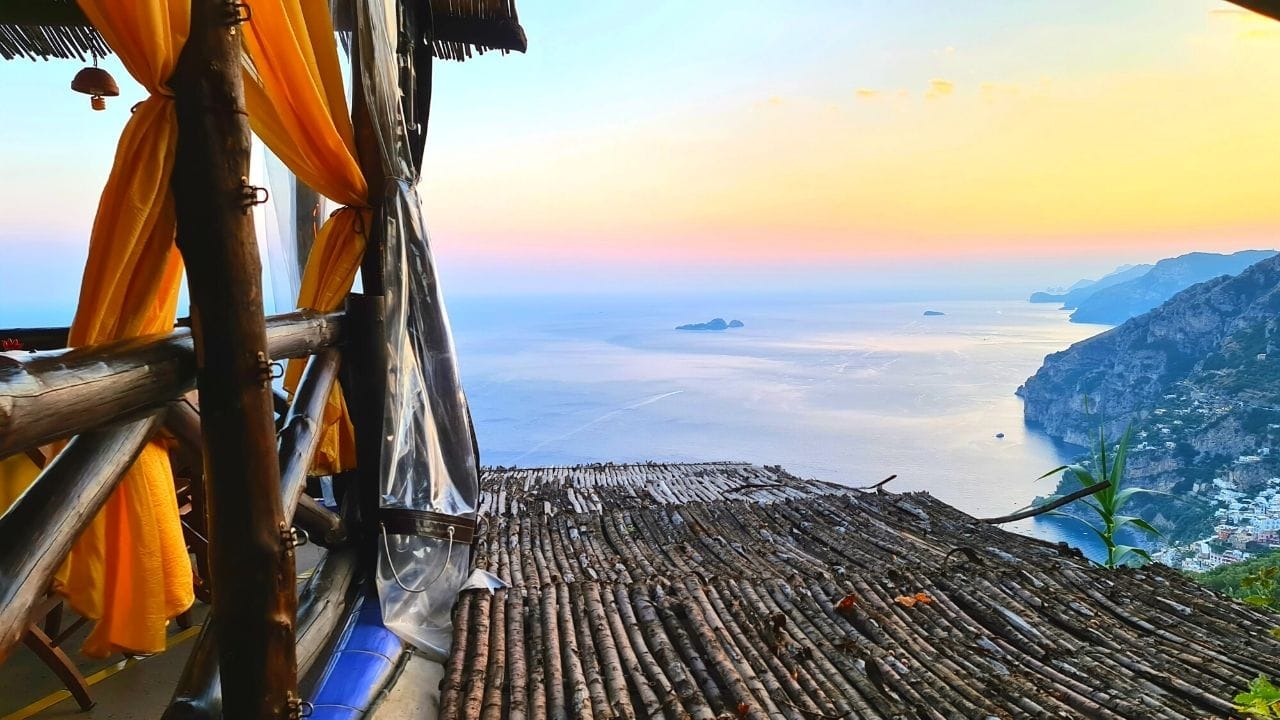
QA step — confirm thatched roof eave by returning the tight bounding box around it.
[1232,0,1280,21]
[0,0,527,62]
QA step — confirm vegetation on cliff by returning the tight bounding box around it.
[1020,253,1280,542]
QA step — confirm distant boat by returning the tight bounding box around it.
[923,310,945,317]
[995,432,1005,439]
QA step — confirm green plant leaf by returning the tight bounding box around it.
[1066,465,1097,487]
[1269,627,1280,641]
[1112,545,1152,567]
[1245,596,1275,608]
[1036,465,1069,481]
[1235,675,1280,716]
[1047,510,1100,534]
[1113,515,1162,538]
[1112,486,1171,507]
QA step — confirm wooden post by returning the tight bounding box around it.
[169,0,297,716]
[343,29,390,542]
[294,182,319,281]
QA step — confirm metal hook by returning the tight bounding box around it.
[226,1,251,27]
[239,177,270,215]
[255,351,274,388]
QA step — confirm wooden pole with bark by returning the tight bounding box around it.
[169,0,297,716]
[340,29,390,543]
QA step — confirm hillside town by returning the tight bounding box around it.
[1153,476,1280,571]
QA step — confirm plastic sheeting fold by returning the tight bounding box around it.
[354,0,480,658]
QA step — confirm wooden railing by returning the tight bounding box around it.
[0,311,343,459]
[0,308,357,716]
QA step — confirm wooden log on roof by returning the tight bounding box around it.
[0,310,343,459]
[169,0,296,715]
[437,463,1280,720]
[0,412,161,661]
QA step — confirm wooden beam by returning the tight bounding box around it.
[294,494,348,547]
[161,617,222,720]
[170,0,296,715]
[0,326,69,351]
[295,548,360,679]
[0,310,343,460]
[293,183,320,279]
[346,24,391,546]
[163,547,360,720]
[281,348,350,548]
[278,349,341,515]
[339,294,388,542]
[980,481,1111,525]
[162,351,348,720]
[0,413,161,661]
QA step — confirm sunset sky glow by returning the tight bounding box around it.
[2,1,1279,314]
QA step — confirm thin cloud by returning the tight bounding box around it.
[925,79,955,100]
[1207,6,1280,41]
[855,88,879,100]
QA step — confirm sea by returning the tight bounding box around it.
[448,294,1113,555]
[1,292,1113,556]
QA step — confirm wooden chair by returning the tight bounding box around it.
[12,448,95,710]
[22,593,94,711]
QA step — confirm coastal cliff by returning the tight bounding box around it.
[1019,253,1280,538]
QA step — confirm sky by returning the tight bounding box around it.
[2,1,1280,320]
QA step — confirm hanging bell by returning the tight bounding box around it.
[71,65,120,111]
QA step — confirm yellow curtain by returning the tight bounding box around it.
[0,455,41,518]
[244,0,371,474]
[49,0,194,658]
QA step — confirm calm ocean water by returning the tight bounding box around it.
[448,294,1111,552]
[0,293,1111,553]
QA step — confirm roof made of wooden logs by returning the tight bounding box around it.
[443,462,1280,720]
[0,0,526,62]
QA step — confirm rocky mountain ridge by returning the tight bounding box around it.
[1029,263,1150,306]
[1019,252,1280,540]
[1068,250,1276,324]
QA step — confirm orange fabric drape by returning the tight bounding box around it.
[244,0,371,474]
[0,455,41,518]
[51,0,193,658]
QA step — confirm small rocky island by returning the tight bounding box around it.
[676,317,744,331]
[922,310,945,316]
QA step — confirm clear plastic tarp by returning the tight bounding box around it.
[353,0,480,658]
